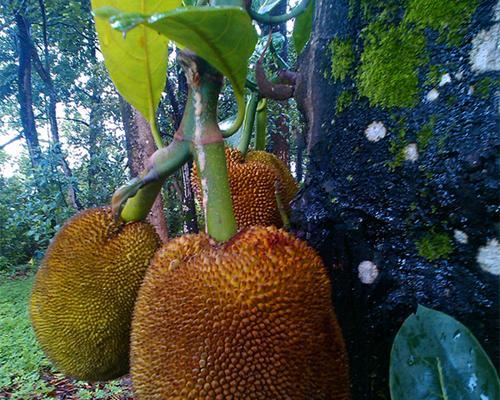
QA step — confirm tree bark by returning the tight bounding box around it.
[294,1,499,399]
[119,96,169,242]
[15,14,42,170]
[32,0,81,209]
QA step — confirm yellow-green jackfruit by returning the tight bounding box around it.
[131,226,350,399]
[191,148,299,228]
[30,207,160,381]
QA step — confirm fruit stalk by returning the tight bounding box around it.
[237,91,260,155]
[255,98,267,150]
[179,51,237,242]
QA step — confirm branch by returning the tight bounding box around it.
[35,115,90,127]
[0,133,23,149]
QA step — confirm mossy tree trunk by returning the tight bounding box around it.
[294,1,499,399]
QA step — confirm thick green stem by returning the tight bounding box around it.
[237,92,259,155]
[149,119,163,149]
[115,139,190,221]
[179,51,237,242]
[249,0,310,24]
[255,98,267,150]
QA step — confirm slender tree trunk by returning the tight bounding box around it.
[32,0,81,209]
[15,14,42,171]
[294,1,499,399]
[119,97,169,241]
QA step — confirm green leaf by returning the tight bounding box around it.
[97,6,257,134]
[91,0,181,145]
[256,0,282,14]
[292,0,314,54]
[390,305,500,400]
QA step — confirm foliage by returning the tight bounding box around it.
[0,277,52,398]
[293,0,314,54]
[96,5,258,132]
[92,0,179,141]
[390,305,500,400]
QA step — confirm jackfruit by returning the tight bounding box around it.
[30,207,160,381]
[191,148,299,228]
[131,226,350,399]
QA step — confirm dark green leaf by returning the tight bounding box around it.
[292,0,314,54]
[92,0,181,128]
[97,6,257,123]
[390,305,500,400]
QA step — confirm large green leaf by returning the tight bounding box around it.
[96,6,257,133]
[292,0,314,54]
[91,0,180,138]
[390,305,499,400]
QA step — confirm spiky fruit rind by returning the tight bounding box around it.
[30,207,160,381]
[245,150,299,203]
[191,148,299,228]
[131,226,350,399]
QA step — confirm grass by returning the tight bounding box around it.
[0,274,134,399]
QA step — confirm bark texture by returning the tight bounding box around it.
[120,97,169,242]
[16,14,42,170]
[294,1,499,399]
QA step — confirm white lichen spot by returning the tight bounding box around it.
[468,86,475,95]
[404,143,419,162]
[358,261,379,284]
[454,70,464,81]
[468,373,478,392]
[425,89,440,102]
[439,73,452,86]
[470,22,500,72]
[476,238,500,275]
[454,230,469,244]
[365,121,387,142]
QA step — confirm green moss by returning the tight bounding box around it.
[329,38,355,82]
[357,21,428,108]
[473,77,500,100]
[387,128,408,170]
[416,116,436,151]
[416,230,454,261]
[405,0,479,45]
[425,65,445,86]
[336,90,354,114]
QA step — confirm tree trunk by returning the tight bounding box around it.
[32,0,81,209]
[294,1,499,399]
[15,14,42,170]
[119,97,169,242]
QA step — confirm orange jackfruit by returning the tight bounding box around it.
[30,207,160,381]
[131,226,350,399]
[191,148,299,228]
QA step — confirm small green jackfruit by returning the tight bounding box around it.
[30,207,160,381]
